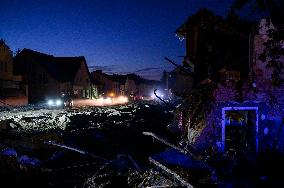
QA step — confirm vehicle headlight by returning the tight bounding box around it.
[56,99,62,106]
[48,100,54,106]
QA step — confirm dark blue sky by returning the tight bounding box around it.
[0,0,234,80]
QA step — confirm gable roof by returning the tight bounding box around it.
[48,56,84,82]
[15,48,87,83]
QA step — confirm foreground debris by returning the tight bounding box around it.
[0,102,177,187]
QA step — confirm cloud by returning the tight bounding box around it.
[134,67,167,80]
[88,65,118,73]
[135,67,162,73]
[134,65,176,80]
[88,65,173,80]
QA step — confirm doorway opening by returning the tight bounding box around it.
[221,107,258,153]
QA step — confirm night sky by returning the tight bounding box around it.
[0,0,234,80]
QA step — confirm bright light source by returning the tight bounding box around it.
[117,96,128,103]
[105,97,112,104]
[109,92,115,97]
[97,97,104,103]
[152,90,165,99]
[47,100,54,106]
[118,96,124,100]
[125,97,129,103]
[56,99,62,106]
[95,95,128,106]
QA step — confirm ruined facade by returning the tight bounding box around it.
[176,9,250,85]
[175,14,284,154]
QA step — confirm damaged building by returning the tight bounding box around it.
[173,10,284,155]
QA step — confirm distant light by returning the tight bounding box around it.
[117,96,128,103]
[95,96,128,106]
[56,99,62,106]
[98,97,104,103]
[48,100,54,106]
[109,92,115,97]
[47,99,62,106]
[105,97,112,104]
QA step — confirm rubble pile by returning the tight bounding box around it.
[0,102,177,186]
[0,103,143,133]
[137,169,180,187]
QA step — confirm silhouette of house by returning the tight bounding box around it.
[91,70,121,96]
[0,40,27,106]
[14,49,94,103]
[91,70,160,98]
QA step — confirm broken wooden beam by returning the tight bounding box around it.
[44,141,109,162]
[149,157,194,188]
[142,132,194,158]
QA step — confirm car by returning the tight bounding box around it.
[46,95,74,109]
[46,97,64,108]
